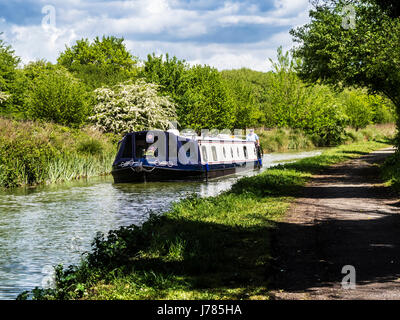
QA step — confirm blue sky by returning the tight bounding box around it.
[0,0,311,71]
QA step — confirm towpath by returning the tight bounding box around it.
[270,147,400,299]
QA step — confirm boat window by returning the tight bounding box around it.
[201,146,208,162]
[243,146,248,159]
[122,135,133,158]
[223,147,226,159]
[211,146,218,161]
[230,147,234,158]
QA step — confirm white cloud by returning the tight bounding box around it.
[0,0,311,71]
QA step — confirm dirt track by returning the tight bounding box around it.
[269,147,400,300]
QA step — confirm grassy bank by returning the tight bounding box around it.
[258,124,395,153]
[20,139,392,300]
[0,117,118,188]
[381,149,400,192]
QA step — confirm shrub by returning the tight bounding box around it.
[341,90,374,130]
[26,67,91,126]
[77,139,104,155]
[90,80,177,134]
[0,37,20,114]
[0,91,10,104]
[0,118,117,188]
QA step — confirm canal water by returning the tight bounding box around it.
[0,150,321,299]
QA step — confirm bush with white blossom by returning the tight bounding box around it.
[0,91,10,104]
[90,80,177,134]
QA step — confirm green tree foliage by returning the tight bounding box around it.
[26,67,91,126]
[290,0,400,143]
[10,60,56,118]
[178,65,235,131]
[367,94,395,124]
[374,0,400,17]
[0,32,395,138]
[58,36,138,89]
[264,47,347,145]
[340,89,373,130]
[90,80,177,134]
[0,36,21,114]
[140,53,187,100]
[141,54,235,131]
[221,68,265,128]
[265,47,310,128]
[339,89,395,130]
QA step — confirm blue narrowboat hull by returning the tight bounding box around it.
[111,161,261,183]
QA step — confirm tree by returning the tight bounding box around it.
[221,68,265,129]
[177,65,235,131]
[11,60,56,118]
[90,80,177,134]
[266,46,312,128]
[340,89,374,130]
[140,53,187,100]
[367,94,395,124]
[141,54,235,131]
[58,36,138,88]
[290,0,400,143]
[0,36,21,114]
[26,67,91,126]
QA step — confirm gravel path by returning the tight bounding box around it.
[269,147,400,300]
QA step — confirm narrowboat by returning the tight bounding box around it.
[111,130,263,183]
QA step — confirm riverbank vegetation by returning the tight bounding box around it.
[1,36,396,140]
[0,33,396,188]
[381,150,400,192]
[18,139,390,300]
[258,124,395,153]
[0,118,117,188]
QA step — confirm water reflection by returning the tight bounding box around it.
[0,150,321,299]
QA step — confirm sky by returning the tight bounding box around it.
[0,0,312,71]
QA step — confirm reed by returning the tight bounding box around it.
[258,128,315,153]
[0,117,117,188]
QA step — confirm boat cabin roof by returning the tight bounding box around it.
[125,130,249,143]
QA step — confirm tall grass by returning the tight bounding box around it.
[0,117,118,188]
[258,123,396,153]
[344,123,396,144]
[258,128,314,152]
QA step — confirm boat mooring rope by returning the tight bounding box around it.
[130,162,156,173]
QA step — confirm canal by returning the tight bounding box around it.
[0,150,321,299]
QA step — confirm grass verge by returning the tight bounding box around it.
[258,124,395,153]
[18,139,392,300]
[381,149,400,192]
